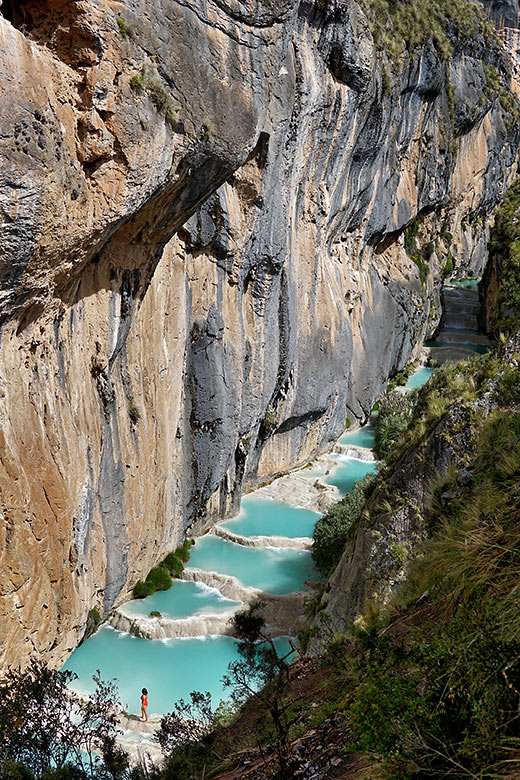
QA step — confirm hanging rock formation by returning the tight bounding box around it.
[0,0,518,670]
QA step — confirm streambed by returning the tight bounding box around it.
[63,363,441,735]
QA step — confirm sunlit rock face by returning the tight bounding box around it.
[0,0,517,670]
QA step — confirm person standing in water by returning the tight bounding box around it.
[140,688,148,722]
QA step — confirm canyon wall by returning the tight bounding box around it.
[0,0,518,669]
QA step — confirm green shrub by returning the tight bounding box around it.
[297,624,319,654]
[162,539,193,576]
[423,241,435,260]
[387,361,417,392]
[132,580,155,599]
[357,0,496,62]
[1,762,34,780]
[145,566,172,592]
[404,218,419,248]
[495,364,520,405]
[488,178,520,332]
[87,607,101,625]
[214,700,240,726]
[262,409,277,432]
[176,539,194,563]
[162,552,183,578]
[116,17,134,38]
[146,80,170,114]
[133,540,194,599]
[374,390,418,459]
[312,476,373,576]
[150,610,161,618]
[443,254,454,277]
[129,68,146,92]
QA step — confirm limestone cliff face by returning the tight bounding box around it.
[0,0,518,669]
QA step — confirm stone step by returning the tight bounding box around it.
[443,286,480,302]
[427,345,481,363]
[443,312,479,330]
[435,329,490,345]
[442,298,480,315]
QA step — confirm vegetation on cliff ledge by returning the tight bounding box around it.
[487,178,520,333]
[339,400,520,779]
[358,0,496,61]
[132,539,194,598]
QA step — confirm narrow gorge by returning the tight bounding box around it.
[1,0,520,777]
[1,0,518,674]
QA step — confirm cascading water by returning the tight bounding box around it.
[62,388,442,757]
[60,286,490,767]
[63,437,383,742]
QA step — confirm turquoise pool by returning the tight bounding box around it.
[405,366,435,389]
[189,535,318,594]
[338,425,375,449]
[63,626,295,716]
[221,495,321,539]
[122,579,240,620]
[325,456,377,495]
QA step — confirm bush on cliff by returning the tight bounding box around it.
[132,580,155,598]
[146,566,172,592]
[312,475,373,576]
[341,406,520,779]
[160,553,183,578]
[162,539,194,576]
[374,389,418,459]
[132,540,194,598]
[132,566,171,599]
[487,177,520,333]
[358,0,495,62]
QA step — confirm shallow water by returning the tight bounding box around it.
[122,580,240,620]
[221,495,320,539]
[63,626,294,716]
[325,456,377,495]
[404,366,435,389]
[338,425,375,449]
[189,535,318,594]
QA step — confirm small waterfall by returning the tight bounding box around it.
[110,583,309,640]
[182,567,263,602]
[333,444,377,460]
[213,524,312,550]
[109,607,241,639]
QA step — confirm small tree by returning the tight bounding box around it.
[312,476,371,575]
[0,662,126,779]
[154,691,215,753]
[222,603,298,778]
[153,691,221,780]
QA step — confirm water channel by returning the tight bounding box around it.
[63,300,487,753]
[62,424,384,741]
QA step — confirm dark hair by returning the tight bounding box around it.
[142,688,148,695]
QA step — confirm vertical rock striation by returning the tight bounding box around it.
[0,0,518,669]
